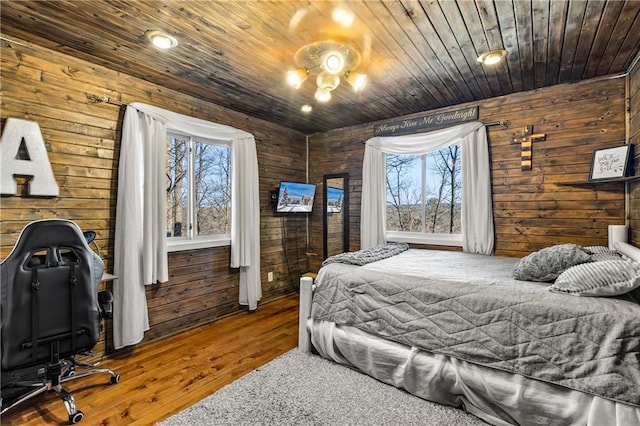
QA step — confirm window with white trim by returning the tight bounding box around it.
[385,144,462,245]
[166,132,231,250]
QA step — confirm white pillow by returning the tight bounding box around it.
[549,260,640,297]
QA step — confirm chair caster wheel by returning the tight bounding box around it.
[110,374,120,384]
[69,410,84,424]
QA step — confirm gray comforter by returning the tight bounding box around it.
[311,251,640,406]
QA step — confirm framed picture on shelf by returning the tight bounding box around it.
[588,144,634,182]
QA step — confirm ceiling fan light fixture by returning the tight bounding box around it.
[316,71,341,91]
[315,87,332,103]
[322,50,345,74]
[287,38,364,107]
[287,67,310,89]
[145,30,178,49]
[477,49,507,65]
[345,70,367,92]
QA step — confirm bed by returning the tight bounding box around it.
[298,243,640,426]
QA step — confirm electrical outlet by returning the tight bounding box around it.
[267,271,274,282]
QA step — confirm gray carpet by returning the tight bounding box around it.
[159,349,487,425]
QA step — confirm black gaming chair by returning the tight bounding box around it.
[1,219,119,424]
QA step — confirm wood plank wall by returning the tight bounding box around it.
[1,33,636,354]
[0,36,307,353]
[629,55,640,246]
[307,77,627,270]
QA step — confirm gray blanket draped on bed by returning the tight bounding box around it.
[311,263,640,406]
[322,242,409,267]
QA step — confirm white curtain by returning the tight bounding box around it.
[113,103,261,349]
[361,121,494,254]
[113,106,168,349]
[231,138,261,309]
[461,129,494,254]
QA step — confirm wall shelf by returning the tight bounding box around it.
[557,175,640,187]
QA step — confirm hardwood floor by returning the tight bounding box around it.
[1,294,300,425]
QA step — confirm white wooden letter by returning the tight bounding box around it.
[0,118,59,196]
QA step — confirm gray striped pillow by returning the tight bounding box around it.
[582,245,624,262]
[549,260,640,296]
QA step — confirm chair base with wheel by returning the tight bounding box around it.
[1,219,121,424]
[2,340,120,424]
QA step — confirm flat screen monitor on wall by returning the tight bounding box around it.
[275,181,316,215]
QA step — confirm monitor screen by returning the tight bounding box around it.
[275,181,316,214]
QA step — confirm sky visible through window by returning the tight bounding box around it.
[385,146,462,234]
[385,153,455,203]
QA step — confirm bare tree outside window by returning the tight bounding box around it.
[428,145,461,234]
[194,143,231,235]
[386,145,462,236]
[439,145,461,233]
[166,136,189,237]
[385,155,420,232]
[166,133,232,241]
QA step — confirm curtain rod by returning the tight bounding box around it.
[86,94,126,106]
[90,93,508,137]
[484,120,509,128]
[362,120,510,142]
[87,93,265,142]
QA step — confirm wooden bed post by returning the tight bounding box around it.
[298,276,314,353]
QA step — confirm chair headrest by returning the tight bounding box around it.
[2,219,92,264]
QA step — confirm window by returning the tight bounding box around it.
[385,145,462,246]
[166,132,231,251]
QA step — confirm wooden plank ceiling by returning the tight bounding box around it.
[1,0,639,135]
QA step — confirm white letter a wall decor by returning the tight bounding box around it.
[1,118,59,196]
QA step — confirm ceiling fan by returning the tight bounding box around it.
[285,4,372,111]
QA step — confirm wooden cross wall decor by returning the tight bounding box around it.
[511,125,546,171]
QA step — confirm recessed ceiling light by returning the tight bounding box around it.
[477,49,507,65]
[145,30,178,49]
[301,104,312,113]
